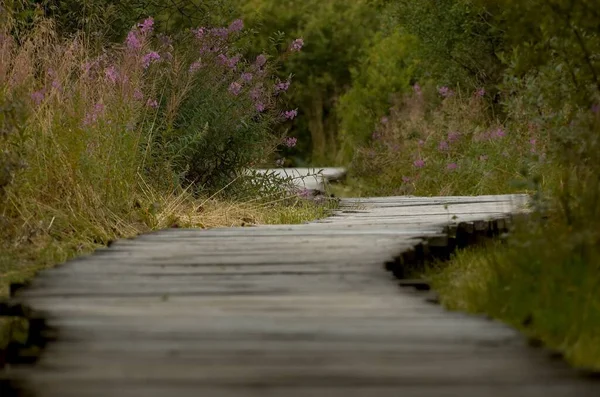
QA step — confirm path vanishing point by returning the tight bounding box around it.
[1,171,599,396]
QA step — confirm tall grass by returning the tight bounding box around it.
[346,84,549,196]
[0,10,325,293]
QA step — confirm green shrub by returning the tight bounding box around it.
[0,10,299,249]
[348,84,540,196]
[238,0,385,163]
[336,30,417,163]
[390,0,504,89]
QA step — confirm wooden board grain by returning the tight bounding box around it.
[1,194,598,397]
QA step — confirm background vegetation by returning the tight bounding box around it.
[1,0,599,370]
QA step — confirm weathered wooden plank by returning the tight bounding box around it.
[2,194,597,397]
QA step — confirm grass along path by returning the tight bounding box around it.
[0,195,336,355]
[426,224,600,372]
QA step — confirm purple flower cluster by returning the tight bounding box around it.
[228,19,244,33]
[284,109,298,120]
[447,131,460,143]
[105,66,118,83]
[126,30,142,51]
[413,159,425,168]
[255,54,267,68]
[146,98,159,109]
[241,72,253,82]
[83,102,105,126]
[30,89,45,106]
[283,137,297,148]
[290,38,304,52]
[438,140,449,151]
[275,79,291,93]
[142,51,161,68]
[192,27,206,39]
[133,89,144,101]
[210,27,229,39]
[218,54,240,69]
[413,83,422,95]
[189,61,202,73]
[438,86,454,98]
[229,82,242,96]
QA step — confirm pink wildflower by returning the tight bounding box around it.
[228,19,244,32]
[142,51,161,68]
[133,89,143,101]
[83,102,105,126]
[283,137,297,148]
[126,31,141,51]
[241,72,253,82]
[493,128,506,139]
[284,109,298,120]
[250,86,262,101]
[255,102,265,112]
[30,90,45,106]
[438,86,454,98]
[189,61,202,73]
[413,83,422,95]
[413,159,425,168]
[211,27,229,38]
[105,66,118,83]
[402,176,411,183]
[138,17,154,34]
[438,141,449,151]
[217,54,228,65]
[275,79,290,93]
[192,27,206,39]
[475,88,486,97]
[448,131,460,143]
[227,55,240,69]
[290,38,304,52]
[380,116,389,124]
[418,140,425,147]
[255,54,267,68]
[447,163,458,170]
[146,98,158,109]
[229,82,242,96]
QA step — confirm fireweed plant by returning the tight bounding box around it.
[349,83,544,196]
[0,14,312,265]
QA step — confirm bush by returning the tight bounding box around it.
[336,30,417,162]
[390,0,504,89]
[238,0,385,163]
[0,10,299,250]
[348,84,540,196]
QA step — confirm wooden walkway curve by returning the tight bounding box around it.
[2,194,599,396]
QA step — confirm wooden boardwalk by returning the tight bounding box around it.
[2,194,599,396]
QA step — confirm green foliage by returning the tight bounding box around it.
[239,0,385,163]
[11,0,242,42]
[348,85,540,196]
[429,213,600,370]
[389,0,504,89]
[336,30,417,162]
[147,25,286,190]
